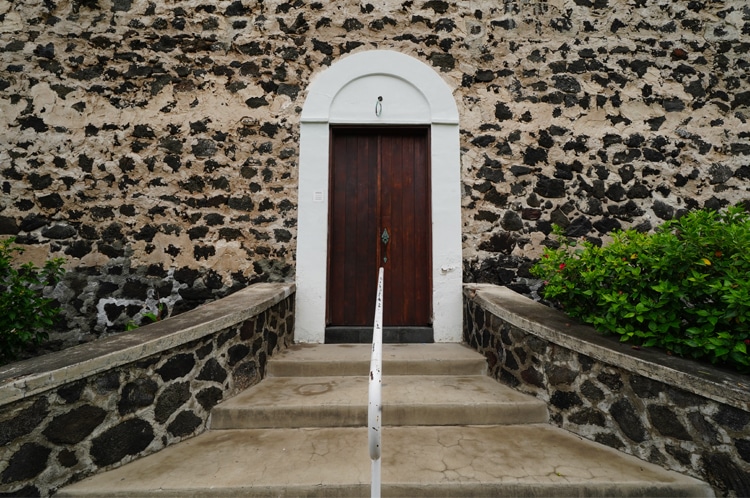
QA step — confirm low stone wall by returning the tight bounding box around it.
[464,284,750,498]
[0,282,295,497]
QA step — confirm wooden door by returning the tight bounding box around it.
[326,127,432,342]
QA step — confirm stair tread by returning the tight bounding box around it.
[58,425,712,497]
[211,375,548,428]
[268,343,486,376]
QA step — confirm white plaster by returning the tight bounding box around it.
[329,75,430,124]
[295,50,463,344]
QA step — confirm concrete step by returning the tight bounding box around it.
[57,344,714,497]
[267,343,486,377]
[57,424,713,498]
[211,374,549,429]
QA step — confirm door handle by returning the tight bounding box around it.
[381,229,389,264]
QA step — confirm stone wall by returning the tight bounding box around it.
[0,283,294,497]
[1,0,748,343]
[464,284,750,497]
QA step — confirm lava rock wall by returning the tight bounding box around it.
[0,288,294,496]
[465,287,750,496]
[1,0,748,344]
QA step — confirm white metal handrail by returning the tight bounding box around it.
[368,267,384,498]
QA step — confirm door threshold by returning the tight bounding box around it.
[325,327,434,344]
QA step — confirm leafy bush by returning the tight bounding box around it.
[531,205,750,372]
[0,237,65,364]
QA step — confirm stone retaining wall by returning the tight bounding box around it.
[1,0,748,344]
[0,282,294,497]
[464,284,750,497]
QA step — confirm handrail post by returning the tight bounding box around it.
[369,267,384,498]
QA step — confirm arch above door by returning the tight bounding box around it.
[295,50,462,343]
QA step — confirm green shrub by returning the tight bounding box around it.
[531,205,750,372]
[0,237,65,364]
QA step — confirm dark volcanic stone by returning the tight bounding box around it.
[713,405,750,431]
[58,448,78,468]
[155,382,191,424]
[709,163,733,184]
[90,418,154,467]
[167,410,202,437]
[702,452,750,497]
[38,193,64,209]
[58,380,86,403]
[118,378,159,415]
[652,200,675,220]
[523,147,547,166]
[688,412,720,445]
[0,398,49,446]
[534,176,565,198]
[196,387,223,411]
[475,70,495,82]
[618,164,635,183]
[1,443,51,483]
[546,364,578,385]
[28,173,53,190]
[663,98,685,112]
[626,183,650,199]
[595,432,625,449]
[553,74,581,93]
[17,116,48,132]
[192,139,217,158]
[156,354,196,381]
[736,439,750,463]
[597,371,623,391]
[133,124,155,138]
[630,375,663,399]
[19,214,48,232]
[610,398,647,443]
[551,390,583,410]
[520,367,544,388]
[0,216,19,234]
[479,232,516,254]
[569,407,606,427]
[232,360,259,390]
[246,97,268,108]
[565,216,592,237]
[197,358,228,383]
[501,211,523,231]
[225,0,248,15]
[580,380,605,403]
[593,217,621,234]
[43,405,107,445]
[429,52,455,71]
[42,225,76,240]
[495,102,513,121]
[605,183,626,201]
[648,405,692,440]
[732,91,750,109]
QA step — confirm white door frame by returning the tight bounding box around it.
[294,50,462,343]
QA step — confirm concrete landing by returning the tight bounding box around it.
[58,424,712,497]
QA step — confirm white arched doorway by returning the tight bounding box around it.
[294,50,462,343]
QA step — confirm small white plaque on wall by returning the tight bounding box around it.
[313,191,324,202]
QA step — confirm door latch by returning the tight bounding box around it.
[381,229,389,263]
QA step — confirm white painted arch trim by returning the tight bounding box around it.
[295,50,463,343]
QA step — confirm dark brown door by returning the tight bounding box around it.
[327,127,432,341]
